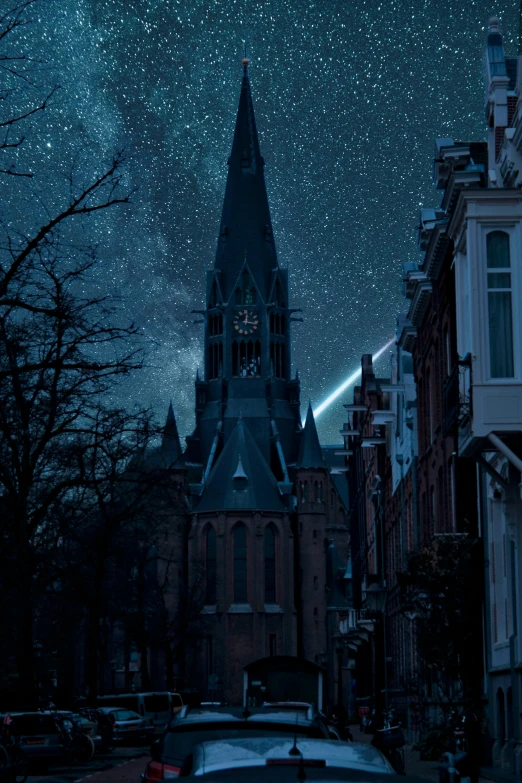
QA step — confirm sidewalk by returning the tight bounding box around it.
[350,726,522,783]
[350,726,441,782]
[350,725,522,783]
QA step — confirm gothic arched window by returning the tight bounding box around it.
[233,524,248,603]
[264,524,277,604]
[205,526,216,605]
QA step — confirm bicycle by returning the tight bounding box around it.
[372,709,406,775]
[0,735,28,783]
[54,715,95,765]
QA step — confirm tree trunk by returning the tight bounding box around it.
[15,508,36,709]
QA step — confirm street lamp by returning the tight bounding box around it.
[364,584,389,711]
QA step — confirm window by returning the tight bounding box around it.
[264,525,276,603]
[233,340,261,376]
[207,342,223,380]
[487,231,514,378]
[233,524,248,602]
[270,341,286,379]
[313,575,318,590]
[205,526,216,604]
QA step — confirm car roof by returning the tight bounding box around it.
[189,739,395,776]
[172,707,317,727]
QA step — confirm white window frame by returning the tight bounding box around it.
[481,224,520,381]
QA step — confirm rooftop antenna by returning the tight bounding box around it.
[289,714,301,756]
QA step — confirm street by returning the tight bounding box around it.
[23,747,148,783]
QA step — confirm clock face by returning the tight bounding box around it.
[233,309,259,335]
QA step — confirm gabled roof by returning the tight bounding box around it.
[296,402,327,470]
[194,417,285,513]
[214,61,278,301]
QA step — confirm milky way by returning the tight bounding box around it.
[5,0,519,443]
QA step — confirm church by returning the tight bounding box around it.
[132,58,351,707]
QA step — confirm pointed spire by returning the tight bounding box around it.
[214,58,278,300]
[160,402,182,464]
[296,401,327,469]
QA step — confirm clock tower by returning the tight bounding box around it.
[185,58,300,481]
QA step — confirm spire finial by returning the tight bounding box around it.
[489,15,500,33]
[242,42,249,70]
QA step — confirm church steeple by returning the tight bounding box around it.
[297,402,327,469]
[214,58,278,301]
[186,58,300,477]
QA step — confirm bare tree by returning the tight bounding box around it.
[0,0,57,178]
[0,1,145,708]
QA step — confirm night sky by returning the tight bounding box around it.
[8,0,520,444]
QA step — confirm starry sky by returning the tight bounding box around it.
[5,0,520,444]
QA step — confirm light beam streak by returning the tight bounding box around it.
[313,338,395,420]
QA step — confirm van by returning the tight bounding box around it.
[97,691,178,730]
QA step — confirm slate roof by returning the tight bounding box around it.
[194,417,286,513]
[296,402,327,469]
[214,62,278,302]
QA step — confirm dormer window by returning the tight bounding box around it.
[487,231,514,378]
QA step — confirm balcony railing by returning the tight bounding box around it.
[443,359,472,436]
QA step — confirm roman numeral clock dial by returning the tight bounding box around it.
[233,309,259,335]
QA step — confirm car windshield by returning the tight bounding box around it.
[163,724,322,765]
[112,710,140,721]
[193,772,405,783]
[9,715,59,735]
[144,695,170,713]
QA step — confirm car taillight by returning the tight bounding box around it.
[140,720,146,727]
[144,760,181,780]
[113,722,120,728]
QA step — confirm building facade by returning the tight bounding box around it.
[344,16,522,762]
[174,60,351,707]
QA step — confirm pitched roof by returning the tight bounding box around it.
[213,61,278,301]
[296,402,327,469]
[141,402,183,470]
[194,417,285,513]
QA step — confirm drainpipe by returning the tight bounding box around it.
[203,420,223,483]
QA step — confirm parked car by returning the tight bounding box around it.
[178,737,396,777]
[171,694,184,716]
[96,707,154,744]
[97,691,175,730]
[1,711,96,765]
[141,705,332,782]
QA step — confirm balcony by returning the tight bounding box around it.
[443,361,472,438]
